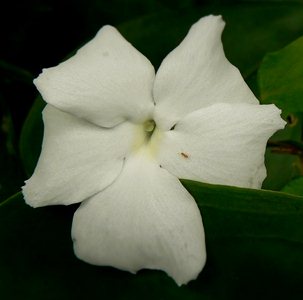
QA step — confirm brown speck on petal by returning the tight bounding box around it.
[181,152,189,158]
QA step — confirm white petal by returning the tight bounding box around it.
[22,105,137,207]
[34,26,155,127]
[153,15,259,130]
[72,152,206,286]
[155,103,286,189]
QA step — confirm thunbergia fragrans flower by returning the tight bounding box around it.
[22,15,285,285]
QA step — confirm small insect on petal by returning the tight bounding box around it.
[180,152,189,158]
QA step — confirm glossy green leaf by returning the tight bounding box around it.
[258,36,303,112]
[1,182,303,299]
[282,176,303,196]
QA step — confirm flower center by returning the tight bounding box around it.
[144,120,156,137]
[132,119,162,158]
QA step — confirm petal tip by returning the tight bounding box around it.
[97,24,117,35]
[195,14,225,29]
[172,255,206,286]
[167,241,206,286]
[268,104,287,129]
[22,182,38,208]
[33,68,49,91]
[33,72,42,87]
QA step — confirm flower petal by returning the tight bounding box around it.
[22,105,137,207]
[153,15,259,130]
[155,103,285,189]
[72,152,206,286]
[34,26,155,128]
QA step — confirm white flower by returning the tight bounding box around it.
[22,15,285,286]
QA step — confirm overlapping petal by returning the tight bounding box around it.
[155,103,285,188]
[153,15,259,130]
[72,151,206,286]
[23,105,137,207]
[34,26,155,128]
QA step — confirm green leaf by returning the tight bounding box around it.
[19,97,45,177]
[1,183,303,299]
[282,176,303,196]
[258,36,303,112]
[220,3,303,78]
